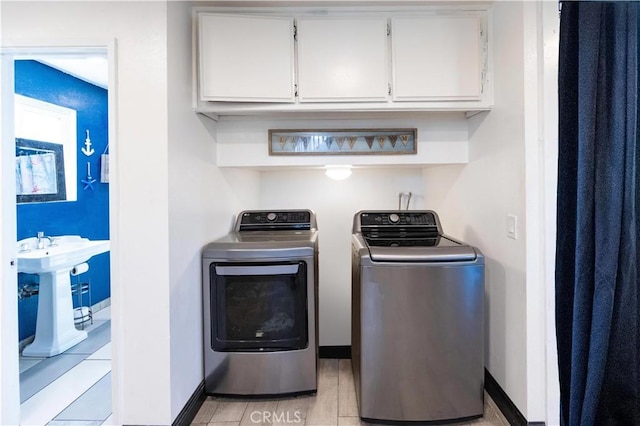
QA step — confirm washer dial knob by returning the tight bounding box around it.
[389,213,400,223]
[266,212,277,222]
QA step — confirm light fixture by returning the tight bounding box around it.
[325,165,352,180]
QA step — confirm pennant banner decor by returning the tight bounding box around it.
[268,129,417,156]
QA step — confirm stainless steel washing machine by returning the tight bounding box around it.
[202,210,318,396]
[351,210,484,423]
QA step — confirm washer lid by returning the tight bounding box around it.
[366,235,477,262]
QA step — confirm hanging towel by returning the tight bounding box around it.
[100,144,109,183]
[16,153,57,195]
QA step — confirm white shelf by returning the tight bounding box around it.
[195,101,492,122]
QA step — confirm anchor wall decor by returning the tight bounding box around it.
[81,130,95,156]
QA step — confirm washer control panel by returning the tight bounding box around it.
[356,211,443,241]
[360,211,437,227]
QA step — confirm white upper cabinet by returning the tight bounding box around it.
[198,13,295,102]
[195,9,491,116]
[296,17,389,102]
[391,15,482,101]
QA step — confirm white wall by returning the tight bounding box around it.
[216,114,469,167]
[259,167,424,345]
[167,1,260,420]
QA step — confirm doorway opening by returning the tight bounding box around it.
[1,47,116,425]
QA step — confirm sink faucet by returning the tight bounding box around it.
[36,232,55,249]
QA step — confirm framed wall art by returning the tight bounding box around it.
[15,138,67,204]
[269,128,417,156]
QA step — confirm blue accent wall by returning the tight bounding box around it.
[15,60,110,341]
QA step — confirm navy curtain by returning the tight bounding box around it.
[557,2,640,425]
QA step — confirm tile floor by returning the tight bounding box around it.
[19,306,113,426]
[191,359,510,426]
[19,311,509,426]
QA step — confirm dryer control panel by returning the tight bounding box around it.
[236,210,316,231]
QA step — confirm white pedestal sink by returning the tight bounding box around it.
[17,236,110,357]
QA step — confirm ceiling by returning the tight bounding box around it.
[35,56,108,89]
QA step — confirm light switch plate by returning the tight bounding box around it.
[507,214,518,240]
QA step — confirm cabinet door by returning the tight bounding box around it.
[198,13,295,102]
[391,15,482,101]
[296,17,389,102]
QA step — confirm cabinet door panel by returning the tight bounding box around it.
[199,14,295,102]
[391,16,482,101]
[297,17,389,102]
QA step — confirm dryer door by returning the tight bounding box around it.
[209,260,308,351]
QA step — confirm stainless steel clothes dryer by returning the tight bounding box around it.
[351,210,484,423]
[202,210,319,396]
